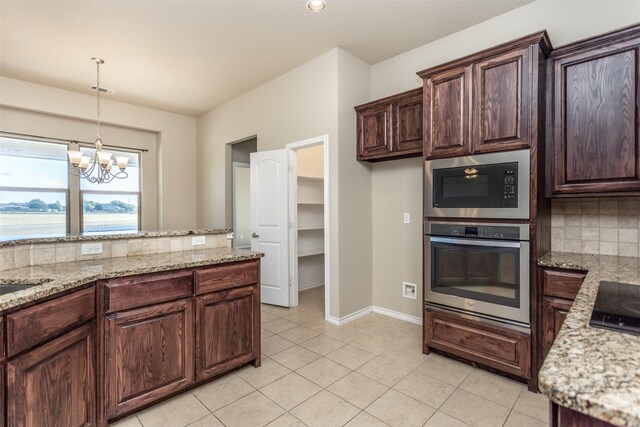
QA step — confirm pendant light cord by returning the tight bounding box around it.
[96,60,101,141]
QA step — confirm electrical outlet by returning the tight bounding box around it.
[403,212,410,224]
[81,243,103,255]
[402,282,417,300]
[192,235,206,246]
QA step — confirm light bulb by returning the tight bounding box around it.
[306,0,326,13]
[97,151,112,165]
[67,150,83,166]
[79,156,91,170]
[115,156,129,171]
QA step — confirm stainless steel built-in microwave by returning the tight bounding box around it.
[425,149,530,219]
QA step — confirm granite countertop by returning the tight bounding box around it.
[0,228,233,247]
[538,252,640,427]
[0,247,262,312]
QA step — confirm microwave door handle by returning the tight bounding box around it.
[429,236,522,249]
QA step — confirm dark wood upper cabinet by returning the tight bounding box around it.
[195,284,260,381]
[7,323,96,427]
[394,91,424,152]
[424,66,470,159]
[105,299,194,419]
[472,47,531,153]
[548,24,640,196]
[355,87,423,161]
[418,31,551,159]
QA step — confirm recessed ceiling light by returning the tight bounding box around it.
[306,0,326,13]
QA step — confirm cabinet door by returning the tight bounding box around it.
[196,285,259,381]
[0,363,5,427]
[7,323,95,427]
[357,103,393,160]
[105,299,194,419]
[424,66,470,159]
[541,297,572,362]
[393,92,423,153]
[424,308,531,378]
[551,40,640,195]
[471,47,531,154]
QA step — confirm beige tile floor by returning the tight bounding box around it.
[112,286,550,427]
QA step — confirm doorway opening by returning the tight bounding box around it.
[287,135,329,319]
[228,137,257,249]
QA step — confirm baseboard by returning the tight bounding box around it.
[327,305,422,326]
[327,305,373,325]
[299,282,324,291]
[372,306,422,325]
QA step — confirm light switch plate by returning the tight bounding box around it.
[192,235,206,246]
[403,212,411,224]
[81,243,103,255]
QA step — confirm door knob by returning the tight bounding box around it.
[252,233,259,238]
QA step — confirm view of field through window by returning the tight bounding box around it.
[0,137,141,239]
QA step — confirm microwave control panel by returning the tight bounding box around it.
[501,163,518,206]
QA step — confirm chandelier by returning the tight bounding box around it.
[67,58,129,184]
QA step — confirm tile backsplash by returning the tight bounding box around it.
[551,198,640,257]
[0,233,230,272]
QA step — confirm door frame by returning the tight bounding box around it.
[232,161,250,249]
[286,134,330,320]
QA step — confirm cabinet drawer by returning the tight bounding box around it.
[424,308,531,378]
[6,287,95,356]
[104,270,193,313]
[543,269,586,300]
[195,260,259,295]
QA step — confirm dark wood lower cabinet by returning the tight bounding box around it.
[7,323,96,427]
[541,297,572,361]
[105,299,194,419]
[0,259,261,426]
[195,284,260,380]
[0,363,5,427]
[551,403,616,427]
[424,308,531,378]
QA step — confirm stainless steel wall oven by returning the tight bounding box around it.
[424,221,530,327]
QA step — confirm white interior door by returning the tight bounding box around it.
[250,149,291,307]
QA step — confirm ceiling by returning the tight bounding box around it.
[0,0,532,116]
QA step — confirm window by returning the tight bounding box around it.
[0,135,142,239]
[0,138,69,239]
[80,147,140,234]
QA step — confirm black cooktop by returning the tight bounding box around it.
[589,281,640,336]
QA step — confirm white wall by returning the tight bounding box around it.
[369,0,640,319]
[0,77,197,230]
[197,48,372,318]
[197,49,343,317]
[336,48,372,318]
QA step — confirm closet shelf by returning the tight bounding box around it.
[297,176,323,181]
[298,202,324,206]
[298,250,324,258]
[298,226,324,231]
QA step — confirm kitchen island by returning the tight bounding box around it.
[0,242,263,426]
[538,252,640,427]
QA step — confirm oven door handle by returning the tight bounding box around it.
[429,236,523,248]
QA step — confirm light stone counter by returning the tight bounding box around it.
[0,229,233,247]
[538,252,640,427]
[0,247,262,312]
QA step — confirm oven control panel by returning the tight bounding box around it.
[430,223,522,241]
[501,163,518,207]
